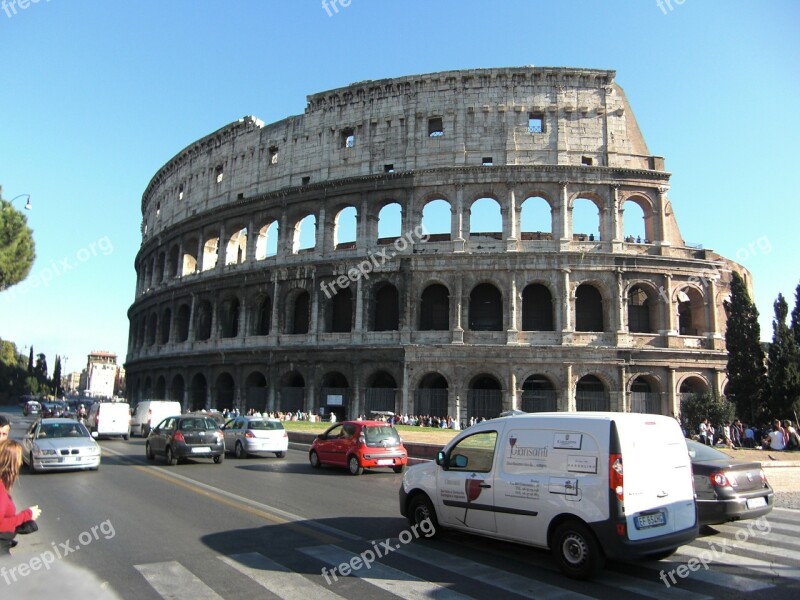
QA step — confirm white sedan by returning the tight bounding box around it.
[222,416,288,458]
[22,418,102,473]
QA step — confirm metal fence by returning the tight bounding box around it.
[521,390,557,413]
[364,388,396,414]
[576,391,610,412]
[468,389,503,420]
[414,388,449,417]
[279,387,305,413]
[630,392,661,414]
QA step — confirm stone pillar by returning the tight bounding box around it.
[667,368,678,418]
[706,277,720,337]
[507,277,519,344]
[216,224,227,270]
[238,295,247,340]
[559,182,571,243]
[656,186,670,246]
[317,206,328,255]
[271,278,280,337]
[402,359,411,416]
[279,212,290,256]
[354,276,364,342]
[561,269,572,332]
[661,274,677,335]
[452,274,464,344]
[506,188,518,241]
[610,185,622,243]
[564,363,575,412]
[454,185,465,243]
[616,270,626,334]
[351,368,361,420]
[246,217,255,263]
[310,279,319,343]
[188,293,197,342]
[196,237,204,272]
[619,365,628,412]
[509,371,517,412]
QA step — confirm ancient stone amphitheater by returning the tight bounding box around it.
[126,66,747,422]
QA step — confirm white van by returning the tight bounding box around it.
[400,412,697,579]
[87,402,131,440]
[131,400,182,437]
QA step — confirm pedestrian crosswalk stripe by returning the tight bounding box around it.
[135,561,225,600]
[393,540,594,600]
[655,559,774,593]
[219,553,342,600]
[299,544,473,600]
[675,545,800,581]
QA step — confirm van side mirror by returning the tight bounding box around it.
[435,450,448,468]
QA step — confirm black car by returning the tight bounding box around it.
[145,415,225,465]
[687,439,774,526]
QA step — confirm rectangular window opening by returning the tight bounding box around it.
[482,157,493,166]
[384,164,394,173]
[528,113,544,133]
[301,176,311,186]
[341,128,355,149]
[178,184,184,201]
[581,156,593,166]
[269,146,279,164]
[428,117,444,137]
[215,165,224,183]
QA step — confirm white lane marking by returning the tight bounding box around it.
[220,553,343,599]
[135,561,224,599]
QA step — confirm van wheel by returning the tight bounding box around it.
[408,494,439,536]
[166,446,177,466]
[275,452,285,458]
[234,442,245,459]
[146,443,154,461]
[309,451,321,469]
[644,547,678,561]
[213,453,223,464]
[123,433,129,441]
[551,520,604,580]
[348,456,364,476]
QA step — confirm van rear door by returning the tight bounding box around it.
[614,415,696,540]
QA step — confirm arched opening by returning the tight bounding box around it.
[143,377,153,400]
[520,196,553,240]
[256,220,278,260]
[320,372,349,421]
[630,376,660,414]
[521,375,557,412]
[677,288,706,336]
[190,373,208,411]
[575,284,604,332]
[253,295,271,336]
[365,371,397,414]
[679,376,709,403]
[333,206,357,250]
[628,285,655,333]
[468,375,502,420]
[289,291,310,334]
[421,199,451,240]
[168,245,180,278]
[576,375,609,411]
[215,373,235,411]
[469,197,502,239]
[147,313,157,346]
[195,300,213,341]
[160,308,172,344]
[572,198,600,241]
[154,376,167,399]
[622,199,647,242]
[292,214,316,253]
[377,202,402,243]
[280,372,305,414]
[420,284,449,330]
[155,252,165,284]
[225,227,248,266]
[182,238,198,276]
[469,283,503,331]
[202,235,219,271]
[415,373,448,417]
[372,283,399,331]
[522,284,554,331]
[170,375,185,408]
[245,371,268,413]
[175,304,190,342]
[219,297,240,338]
[328,287,353,333]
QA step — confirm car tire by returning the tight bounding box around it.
[407,494,439,536]
[146,442,155,461]
[393,465,405,474]
[551,520,605,580]
[28,453,37,474]
[123,433,129,441]
[275,451,285,458]
[166,446,177,466]
[234,442,245,459]
[309,450,321,469]
[213,453,223,464]
[348,455,364,476]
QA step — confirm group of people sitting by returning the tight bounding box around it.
[696,417,800,451]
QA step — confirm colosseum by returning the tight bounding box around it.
[126,66,748,423]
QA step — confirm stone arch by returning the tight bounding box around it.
[377,202,402,242]
[415,372,449,418]
[215,372,236,411]
[575,283,604,332]
[325,286,353,333]
[575,374,609,411]
[520,195,554,240]
[170,374,185,406]
[468,282,503,331]
[202,233,219,271]
[364,370,398,414]
[676,286,707,336]
[420,283,450,330]
[420,198,451,239]
[154,375,167,399]
[147,313,158,346]
[252,294,272,336]
[160,307,172,344]
[256,220,279,260]
[225,225,248,266]
[286,289,310,334]
[292,213,317,253]
[182,237,198,275]
[620,193,657,243]
[190,373,208,411]
[195,300,213,341]
[629,373,662,414]
[279,370,305,413]
[627,283,658,333]
[167,245,180,278]
[570,196,602,241]
[521,374,558,412]
[244,371,268,413]
[219,296,240,338]
[678,375,709,402]
[175,303,190,342]
[333,205,358,249]
[320,371,350,421]
[468,197,503,239]
[468,373,503,420]
[521,283,555,331]
[371,281,400,331]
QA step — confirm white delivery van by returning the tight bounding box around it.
[87,402,131,440]
[400,412,697,579]
[131,400,182,437]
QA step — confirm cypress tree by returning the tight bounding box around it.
[791,281,800,347]
[724,271,768,422]
[767,294,800,418]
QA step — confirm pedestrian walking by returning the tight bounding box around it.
[0,439,42,554]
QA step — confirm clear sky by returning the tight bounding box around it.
[1,0,798,376]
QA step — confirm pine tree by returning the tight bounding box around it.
[724,271,768,422]
[791,281,800,347]
[52,355,62,398]
[28,345,34,372]
[767,294,800,418]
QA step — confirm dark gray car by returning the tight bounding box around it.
[146,415,225,465]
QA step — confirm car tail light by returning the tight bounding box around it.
[759,469,767,484]
[147,409,152,426]
[172,431,185,443]
[245,431,255,438]
[710,471,734,487]
[215,431,224,442]
[609,454,624,501]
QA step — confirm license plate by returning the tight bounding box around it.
[377,459,394,465]
[635,511,666,529]
[747,497,767,509]
[63,456,78,463]
[191,447,211,453]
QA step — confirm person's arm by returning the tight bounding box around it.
[0,491,33,532]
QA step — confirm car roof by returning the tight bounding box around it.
[340,420,394,426]
[38,418,84,424]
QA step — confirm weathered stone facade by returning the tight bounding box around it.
[126,66,748,421]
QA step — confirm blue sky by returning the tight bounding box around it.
[1,0,798,375]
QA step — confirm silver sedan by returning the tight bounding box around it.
[222,416,288,458]
[22,418,102,473]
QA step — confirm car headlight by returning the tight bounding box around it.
[36,448,58,456]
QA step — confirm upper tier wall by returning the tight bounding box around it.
[140,67,662,239]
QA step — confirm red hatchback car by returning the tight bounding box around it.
[309,420,408,475]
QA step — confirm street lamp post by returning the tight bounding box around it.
[8,194,33,210]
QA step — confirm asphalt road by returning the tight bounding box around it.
[2,411,800,599]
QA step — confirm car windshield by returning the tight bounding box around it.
[364,426,401,444]
[248,420,284,430]
[180,418,218,431]
[686,439,730,461]
[37,423,90,438]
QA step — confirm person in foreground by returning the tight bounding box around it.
[0,439,41,555]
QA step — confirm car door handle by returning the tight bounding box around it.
[479,483,492,489]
